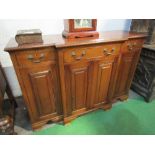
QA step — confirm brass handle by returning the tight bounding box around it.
[127,44,133,51]
[32,60,41,63]
[71,51,86,60]
[133,42,137,47]
[82,51,86,56]
[129,47,133,51]
[71,51,76,57]
[40,53,45,59]
[27,53,45,63]
[27,54,33,60]
[111,48,115,52]
[103,48,115,56]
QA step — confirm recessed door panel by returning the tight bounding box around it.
[20,63,62,121]
[94,61,113,106]
[64,62,93,115]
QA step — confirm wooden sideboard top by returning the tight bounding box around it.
[4,31,147,52]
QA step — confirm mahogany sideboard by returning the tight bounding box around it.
[4,31,147,130]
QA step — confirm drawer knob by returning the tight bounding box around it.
[127,44,133,51]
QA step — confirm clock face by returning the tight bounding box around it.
[74,19,93,29]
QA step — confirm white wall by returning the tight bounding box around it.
[0,19,131,96]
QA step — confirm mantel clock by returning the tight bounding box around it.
[63,19,99,39]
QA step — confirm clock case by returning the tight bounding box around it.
[62,19,99,39]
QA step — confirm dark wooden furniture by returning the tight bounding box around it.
[130,19,155,102]
[0,64,17,134]
[131,44,155,102]
[130,19,155,44]
[63,19,99,39]
[4,31,146,130]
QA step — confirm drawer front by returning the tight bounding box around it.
[122,39,144,53]
[63,43,121,63]
[15,47,56,67]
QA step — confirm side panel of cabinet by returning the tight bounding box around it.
[113,39,145,99]
[125,50,141,91]
[114,52,133,97]
[64,62,93,116]
[19,63,62,122]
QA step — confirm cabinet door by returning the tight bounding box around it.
[19,62,62,122]
[64,61,93,116]
[92,58,116,107]
[94,61,112,106]
[115,52,134,97]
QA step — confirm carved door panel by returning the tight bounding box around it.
[19,63,62,122]
[64,61,93,116]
